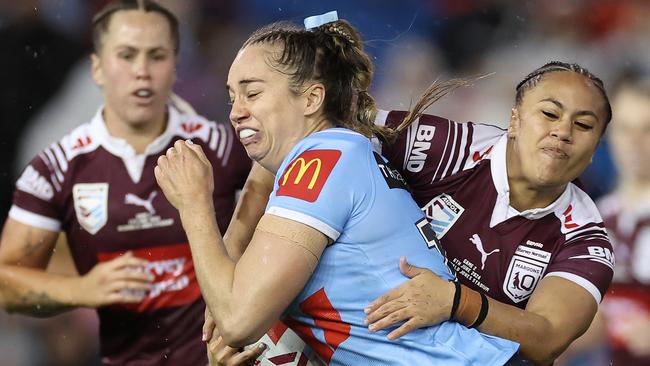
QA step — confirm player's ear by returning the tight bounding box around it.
[508,108,520,138]
[303,83,325,117]
[91,53,104,87]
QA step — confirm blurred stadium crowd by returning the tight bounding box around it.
[1,0,649,365]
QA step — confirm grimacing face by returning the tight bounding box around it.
[91,10,176,129]
[507,71,608,191]
[609,86,650,184]
[227,43,313,172]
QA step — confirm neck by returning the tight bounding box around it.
[506,139,566,211]
[103,106,168,154]
[261,117,334,174]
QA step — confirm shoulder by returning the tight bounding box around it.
[297,128,371,155]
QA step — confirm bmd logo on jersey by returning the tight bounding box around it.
[277,149,341,202]
[405,123,436,173]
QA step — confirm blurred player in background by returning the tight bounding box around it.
[0,1,251,365]
[583,71,650,366]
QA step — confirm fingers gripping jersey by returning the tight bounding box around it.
[267,128,518,366]
[10,106,251,365]
[377,111,614,308]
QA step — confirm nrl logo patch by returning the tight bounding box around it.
[422,193,465,238]
[73,183,108,235]
[503,245,551,303]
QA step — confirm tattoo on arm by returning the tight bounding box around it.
[7,290,71,317]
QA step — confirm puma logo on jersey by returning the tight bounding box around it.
[125,191,157,215]
[469,234,500,270]
[405,124,436,173]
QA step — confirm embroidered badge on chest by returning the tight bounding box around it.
[422,193,465,238]
[73,183,109,235]
[503,245,551,303]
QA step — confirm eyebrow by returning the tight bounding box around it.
[115,45,170,52]
[540,98,599,119]
[226,78,265,91]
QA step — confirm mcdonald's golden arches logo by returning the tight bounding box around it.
[277,149,341,202]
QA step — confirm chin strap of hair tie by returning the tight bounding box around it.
[304,10,338,30]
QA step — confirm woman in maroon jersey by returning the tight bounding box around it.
[0,1,253,365]
[363,62,614,365]
[224,61,614,366]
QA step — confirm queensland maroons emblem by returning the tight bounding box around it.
[73,183,108,235]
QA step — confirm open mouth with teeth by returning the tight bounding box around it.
[239,128,256,139]
[134,89,154,98]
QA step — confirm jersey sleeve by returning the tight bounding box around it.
[377,110,504,190]
[544,222,614,304]
[9,153,63,231]
[266,136,373,241]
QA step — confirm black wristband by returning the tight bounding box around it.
[449,280,461,320]
[468,292,489,328]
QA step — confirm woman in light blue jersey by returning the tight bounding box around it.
[155,14,518,366]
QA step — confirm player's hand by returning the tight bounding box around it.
[203,306,217,342]
[155,139,214,212]
[364,256,455,340]
[207,333,267,366]
[77,251,153,307]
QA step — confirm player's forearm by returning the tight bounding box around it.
[180,201,262,345]
[476,298,569,365]
[0,264,79,317]
[223,163,273,260]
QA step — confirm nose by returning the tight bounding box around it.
[229,98,250,125]
[133,54,151,79]
[550,118,573,143]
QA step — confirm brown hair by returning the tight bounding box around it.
[92,0,180,54]
[242,20,396,142]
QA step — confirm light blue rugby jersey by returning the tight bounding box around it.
[266,128,518,365]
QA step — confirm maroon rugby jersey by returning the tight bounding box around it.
[597,193,650,365]
[10,106,251,365]
[376,110,613,308]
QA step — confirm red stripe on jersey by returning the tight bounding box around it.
[267,320,290,345]
[268,352,297,364]
[286,288,350,364]
[97,243,201,312]
[277,150,341,202]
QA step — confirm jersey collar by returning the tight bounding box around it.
[89,105,181,159]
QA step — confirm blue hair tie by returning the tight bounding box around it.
[304,10,338,30]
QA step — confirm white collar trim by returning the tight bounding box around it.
[88,105,180,183]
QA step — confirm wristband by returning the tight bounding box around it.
[468,292,489,328]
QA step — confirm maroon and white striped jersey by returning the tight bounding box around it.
[375,110,614,308]
[10,106,251,365]
[597,193,650,365]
